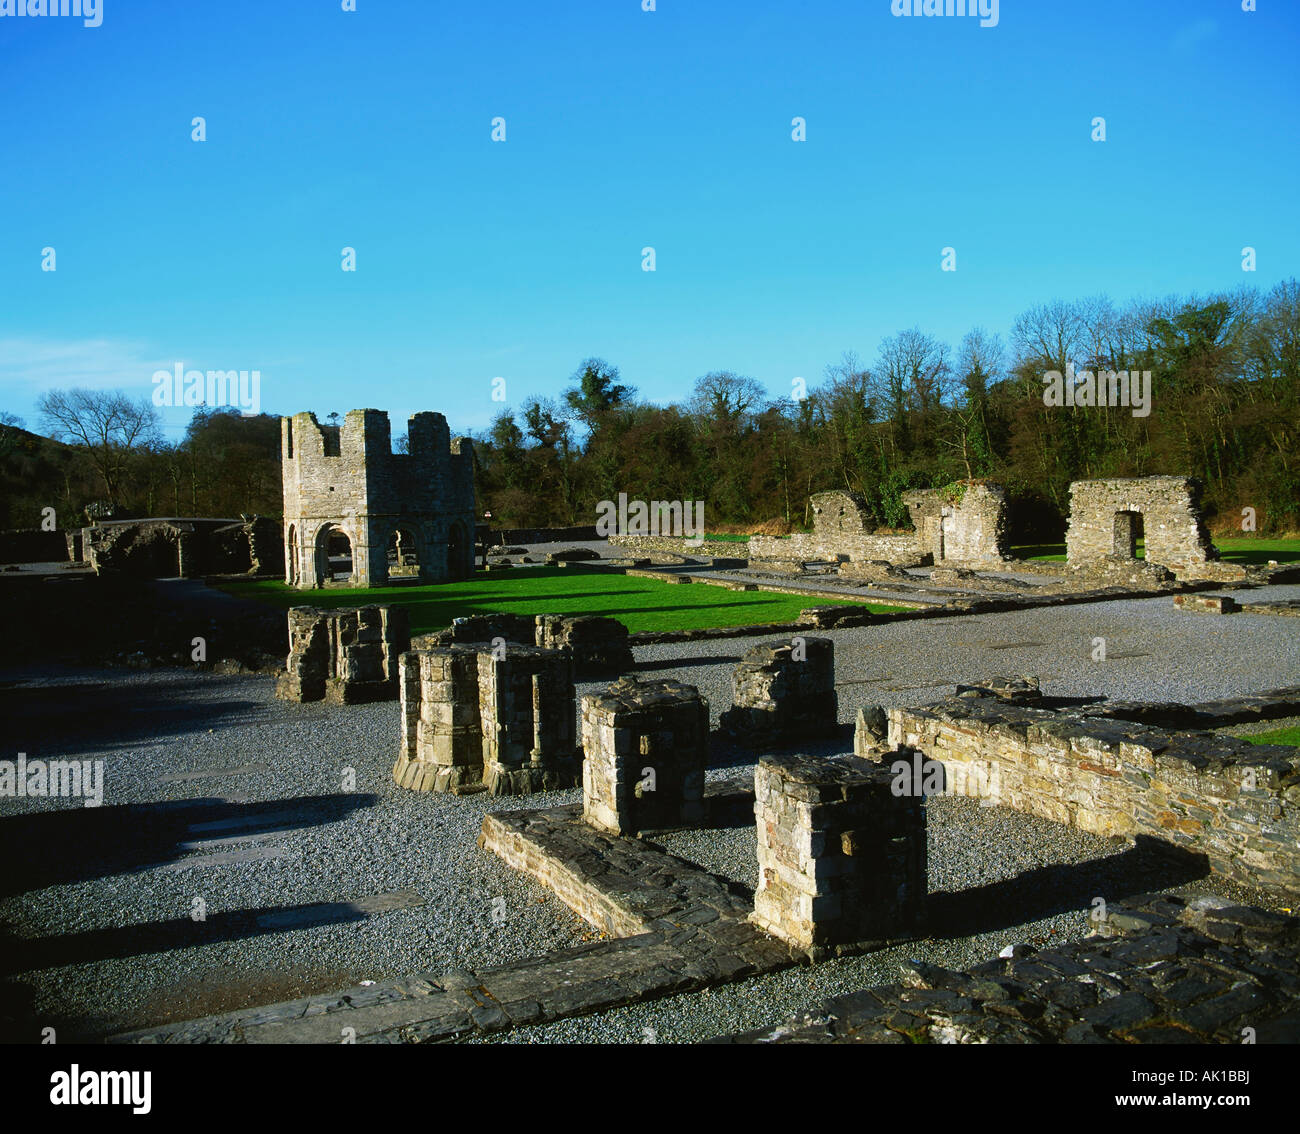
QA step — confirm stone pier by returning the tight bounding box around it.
[752,753,927,958]
[276,605,409,703]
[581,676,709,836]
[479,646,580,795]
[393,643,581,796]
[719,636,837,744]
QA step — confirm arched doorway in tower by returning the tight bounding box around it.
[387,526,421,579]
[286,524,299,585]
[315,524,353,584]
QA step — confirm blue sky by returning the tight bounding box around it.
[1,0,1297,442]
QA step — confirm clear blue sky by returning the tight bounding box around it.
[1,0,1297,441]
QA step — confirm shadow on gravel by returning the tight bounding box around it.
[0,794,376,898]
[925,835,1210,938]
[2,680,272,758]
[633,654,743,672]
[1,897,384,974]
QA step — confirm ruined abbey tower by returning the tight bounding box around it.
[281,409,476,588]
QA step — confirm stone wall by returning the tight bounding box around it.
[903,482,1010,565]
[749,491,923,566]
[871,695,1300,896]
[581,676,709,835]
[608,535,743,559]
[281,408,475,588]
[276,605,410,704]
[79,516,277,578]
[394,644,581,795]
[1065,476,1218,570]
[719,637,838,744]
[752,753,927,957]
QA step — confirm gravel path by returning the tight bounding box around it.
[2,584,1297,1041]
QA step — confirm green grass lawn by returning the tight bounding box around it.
[1241,726,1300,748]
[221,566,908,635]
[1011,538,1300,564]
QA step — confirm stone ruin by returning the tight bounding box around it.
[752,753,927,957]
[80,515,282,578]
[749,490,922,566]
[393,643,580,795]
[902,481,1010,566]
[719,636,838,745]
[581,676,709,835]
[281,408,475,588]
[424,612,633,679]
[1064,476,1218,574]
[857,681,1300,897]
[276,604,410,704]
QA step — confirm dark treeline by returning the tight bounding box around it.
[3,280,1296,537]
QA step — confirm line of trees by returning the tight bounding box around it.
[3,279,1295,537]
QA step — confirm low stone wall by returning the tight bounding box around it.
[488,525,599,545]
[749,531,921,565]
[609,535,744,559]
[873,695,1300,896]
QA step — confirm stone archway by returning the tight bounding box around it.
[388,525,421,579]
[286,524,299,586]
[314,524,353,585]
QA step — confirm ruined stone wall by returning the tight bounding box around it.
[719,637,837,744]
[748,492,922,565]
[281,408,475,587]
[877,697,1300,896]
[903,482,1010,565]
[1065,476,1217,570]
[608,535,744,559]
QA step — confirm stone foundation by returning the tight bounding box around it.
[719,637,838,744]
[752,753,926,957]
[581,676,709,835]
[394,643,581,795]
[276,605,409,703]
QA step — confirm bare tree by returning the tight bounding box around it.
[37,387,161,512]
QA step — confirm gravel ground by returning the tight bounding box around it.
[2,584,1297,1041]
